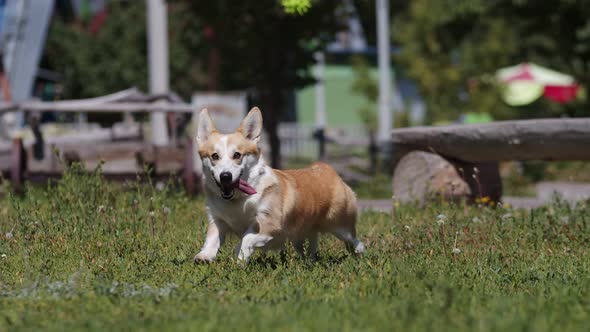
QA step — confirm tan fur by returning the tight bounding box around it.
[273,162,357,236]
[194,107,365,264]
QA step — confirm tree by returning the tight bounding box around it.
[391,0,590,123]
[391,0,515,123]
[350,55,378,174]
[172,0,343,168]
[44,1,205,100]
[46,1,343,168]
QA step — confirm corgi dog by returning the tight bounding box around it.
[194,107,365,264]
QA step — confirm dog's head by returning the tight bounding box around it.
[196,107,263,200]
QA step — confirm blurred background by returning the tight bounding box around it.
[1,0,589,205]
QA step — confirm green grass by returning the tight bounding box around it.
[1,166,590,331]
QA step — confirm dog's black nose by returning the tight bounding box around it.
[220,172,232,184]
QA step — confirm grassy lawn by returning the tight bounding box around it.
[1,167,590,331]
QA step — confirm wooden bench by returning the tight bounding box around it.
[391,118,590,204]
[0,88,200,193]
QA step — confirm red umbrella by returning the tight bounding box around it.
[496,63,579,105]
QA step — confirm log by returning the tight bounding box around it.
[0,102,17,113]
[393,151,471,204]
[0,88,192,115]
[19,101,195,114]
[391,118,590,162]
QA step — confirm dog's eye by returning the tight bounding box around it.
[211,153,219,161]
[233,152,242,160]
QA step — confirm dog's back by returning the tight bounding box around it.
[274,162,361,250]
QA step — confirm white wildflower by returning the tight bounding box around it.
[97,205,106,213]
[472,217,482,223]
[452,248,461,254]
[559,216,569,225]
[404,225,411,231]
[149,211,155,217]
[436,214,446,225]
[5,232,13,240]
[0,253,6,258]
[162,206,171,215]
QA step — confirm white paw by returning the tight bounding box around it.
[354,242,366,254]
[194,251,215,263]
[237,250,249,263]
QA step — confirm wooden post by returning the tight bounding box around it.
[183,137,195,194]
[11,137,25,192]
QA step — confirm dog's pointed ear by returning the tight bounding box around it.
[238,107,263,143]
[196,108,216,146]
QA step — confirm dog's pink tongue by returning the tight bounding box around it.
[236,179,257,195]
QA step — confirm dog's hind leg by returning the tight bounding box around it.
[293,240,305,258]
[308,233,319,260]
[331,227,365,255]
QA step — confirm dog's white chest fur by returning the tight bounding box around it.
[206,193,261,234]
[205,165,275,235]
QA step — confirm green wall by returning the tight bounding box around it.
[296,65,382,127]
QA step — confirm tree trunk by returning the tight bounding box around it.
[265,115,281,169]
[368,129,378,175]
[261,91,282,169]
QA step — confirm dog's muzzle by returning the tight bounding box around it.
[218,171,235,200]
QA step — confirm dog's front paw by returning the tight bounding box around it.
[194,251,215,264]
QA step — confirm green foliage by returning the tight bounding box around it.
[393,0,514,123]
[43,1,343,167]
[281,0,312,15]
[2,170,590,330]
[44,1,206,99]
[350,56,378,132]
[170,0,343,167]
[392,0,590,122]
[173,0,342,93]
[45,2,147,98]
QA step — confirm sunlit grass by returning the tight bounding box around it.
[1,165,589,331]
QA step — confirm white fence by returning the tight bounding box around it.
[277,123,367,159]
